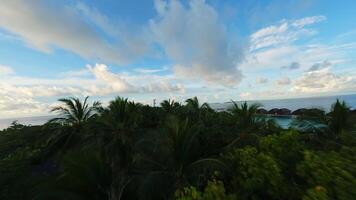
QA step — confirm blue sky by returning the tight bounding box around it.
[0,0,356,118]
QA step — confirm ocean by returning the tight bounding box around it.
[0,94,355,130]
[211,94,356,111]
[0,115,53,130]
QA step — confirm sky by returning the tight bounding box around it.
[0,0,356,118]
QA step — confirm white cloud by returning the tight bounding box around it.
[0,63,186,117]
[134,66,169,74]
[250,16,325,51]
[256,77,268,84]
[150,0,243,86]
[276,77,291,85]
[239,90,287,101]
[0,65,14,75]
[0,0,141,65]
[0,83,50,117]
[87,64,134,93]
[292,16,326,28]
[281,62,300,70]
[243,45,298,70]
[75,2,150,62]
[86,64,184,94]
[306,60,331,72]
[292,68,356,94]
[251,21,288,42]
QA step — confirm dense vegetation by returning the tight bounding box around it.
[0,97,355,200]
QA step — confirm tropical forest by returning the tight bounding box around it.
[0,96,355,200]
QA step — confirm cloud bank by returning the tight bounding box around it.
[150,0,244,86]
[0,0,146,65]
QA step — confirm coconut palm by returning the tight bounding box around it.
[99,97,142,133]
[291,100,351,136]
[95,97,143,200]
[329,99,350,135]
[185,97,213,120]
[185,97,211,111]
[137,116,224,199]
[229,101,262,131]
[49,96,101,127]
[160,99,181,114]
[291,108,328,134]
[35,149,112,200]
[44,97,101,153]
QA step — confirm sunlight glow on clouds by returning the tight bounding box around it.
[0,65,14,76]
[292,68,356,94]
[0,0,355,118]
[0,64,186,117]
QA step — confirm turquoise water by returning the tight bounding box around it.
[271,116,294,129]
[243,94,356,111]
[211,94,356,111]
[1,94,355,130]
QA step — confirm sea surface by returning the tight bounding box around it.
[210,94,356,111]
[0,94,355,130]
[211,94,356,129]
[0,116,53,130]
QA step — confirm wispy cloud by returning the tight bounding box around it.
[291,16,326,28]
[134,66,169,74]
[250,16,325,51]
[281,62,300,70]
[276,77,291,85]
[0,0,146,65]
[0,65,14,76]
[256,77,269,84]
[306,60,332,72]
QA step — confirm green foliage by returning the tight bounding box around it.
[175,180,237,200]
[229,101,261,131]
[50,96,101,127]
[292,100,352,136]
[329,99,351,135]
[36,149,112,200]
[1,97,356,200]
[297,148,356,200]
[302,186,329,200]
[291,108,328,134]
[223,146,285,199]
[259,131,304,171]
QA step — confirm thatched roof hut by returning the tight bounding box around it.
[257,108,268,114]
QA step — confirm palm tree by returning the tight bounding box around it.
[49,96,101,127]
[229,101,262,131]
[137,116,224,199]
[44,97,101,153]
[160,99,181,114]
[36,149,112,200]
[291,100,350,136]
[329,99,350,135]
[185,97,212,120]
[185,97,211,111]
[95,97,143,200]
[291,108,328,134]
